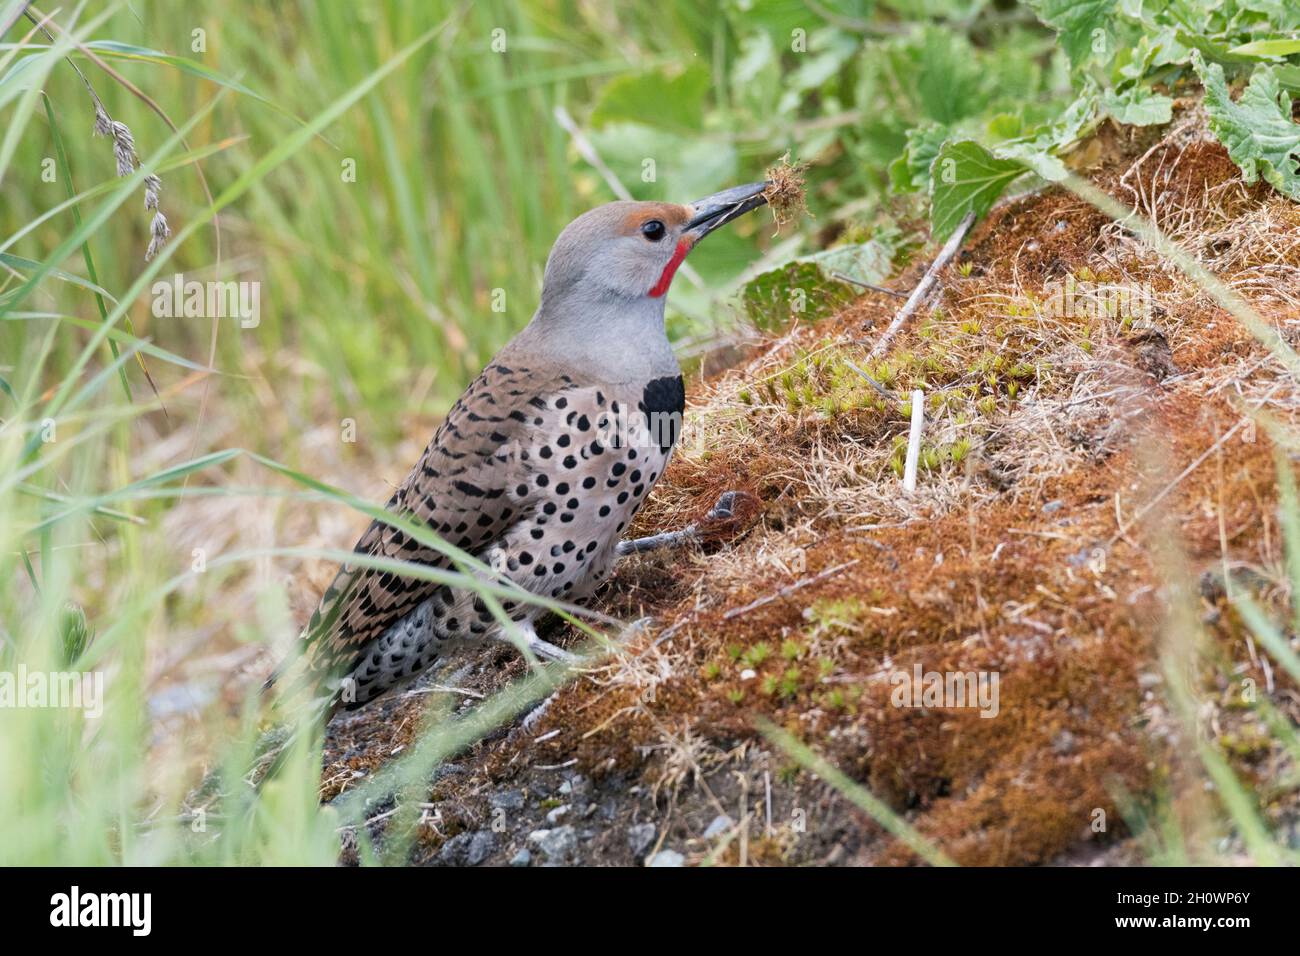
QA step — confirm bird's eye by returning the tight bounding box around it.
[641,219,666,242]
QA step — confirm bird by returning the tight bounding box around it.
[272,182,771,721]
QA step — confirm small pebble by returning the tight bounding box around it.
[466,830,496,866]
[528,825,579,863]
[703,814,734,840]
[647,849,686,868]
[489,790,525,811]
[627,822,656,857]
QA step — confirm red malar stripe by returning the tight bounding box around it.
[648,240,692,298]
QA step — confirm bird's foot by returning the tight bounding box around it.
[616,491,742,556]
[527,636,580,666]
[500,618,580,668]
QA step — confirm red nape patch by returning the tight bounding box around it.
[648,240,692,298]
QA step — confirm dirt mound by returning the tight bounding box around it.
[320,112,1300,866]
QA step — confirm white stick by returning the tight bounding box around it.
[903,389,924,493]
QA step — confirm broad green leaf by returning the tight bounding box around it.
[589,65,710,134]
[1026,0,1119,69]
[1101,87,1174,125]
[786,29,859,93]
[1230,38,1300,59]
[1177,30,1262,66]
[585,122,737,201]
[740,261,857,330]
[803,232,900,287]
[908,27,991,125]
[1195,53,1300,200]
[1277,64,1300,91]
[889,124,948,193]
[1118,26,1192,81]
[928,140,1027,240]
[994,140,1069,181]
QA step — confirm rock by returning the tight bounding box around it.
[466,829,496,866]
[436,832,473,866]
[489,789,525,811]
[1041,499,1063,514]
[509,848,531,867]
[702,814,734,839]
[647,849,685,867]
[546,803,570,825]
[740,668,757,681]
[528,825,578,864]
[558,774,592,799]
[627,822,656,857]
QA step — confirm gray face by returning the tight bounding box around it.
[523,184,770,383]
[541,183,770,303]
[541,200,694,304]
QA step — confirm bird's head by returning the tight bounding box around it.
[540,182,770,306]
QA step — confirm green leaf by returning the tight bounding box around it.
[584,122,737,201]
[1177,30,1261,66]
[928,140,1027,240]
[1229,38,1300,59]
[1101,87,1174,125]
[804,232,900,287]
[992,140,1069,181]
[1025,0,1119,69]
[740,261,857,331]
[1277,64,1300,91]
[889,124,948,193]
[5,40,303,124]
[589,65,710,133]
[0,252,118,303]
[1194,53,1300,200]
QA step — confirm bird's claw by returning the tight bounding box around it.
[706,490,737,522]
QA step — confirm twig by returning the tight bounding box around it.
[842,357,901,409]
[867,211,975,358]
[721,560,859,621]
[830,271,908,298]
[903,388,924,493]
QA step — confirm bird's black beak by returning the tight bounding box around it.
[684,182,770,241]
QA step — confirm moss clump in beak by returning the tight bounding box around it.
[763,153,809,230]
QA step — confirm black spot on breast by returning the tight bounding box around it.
[640,376,685,416]
[641,378,684,452]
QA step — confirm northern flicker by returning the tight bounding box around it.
[274,183,770,718]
